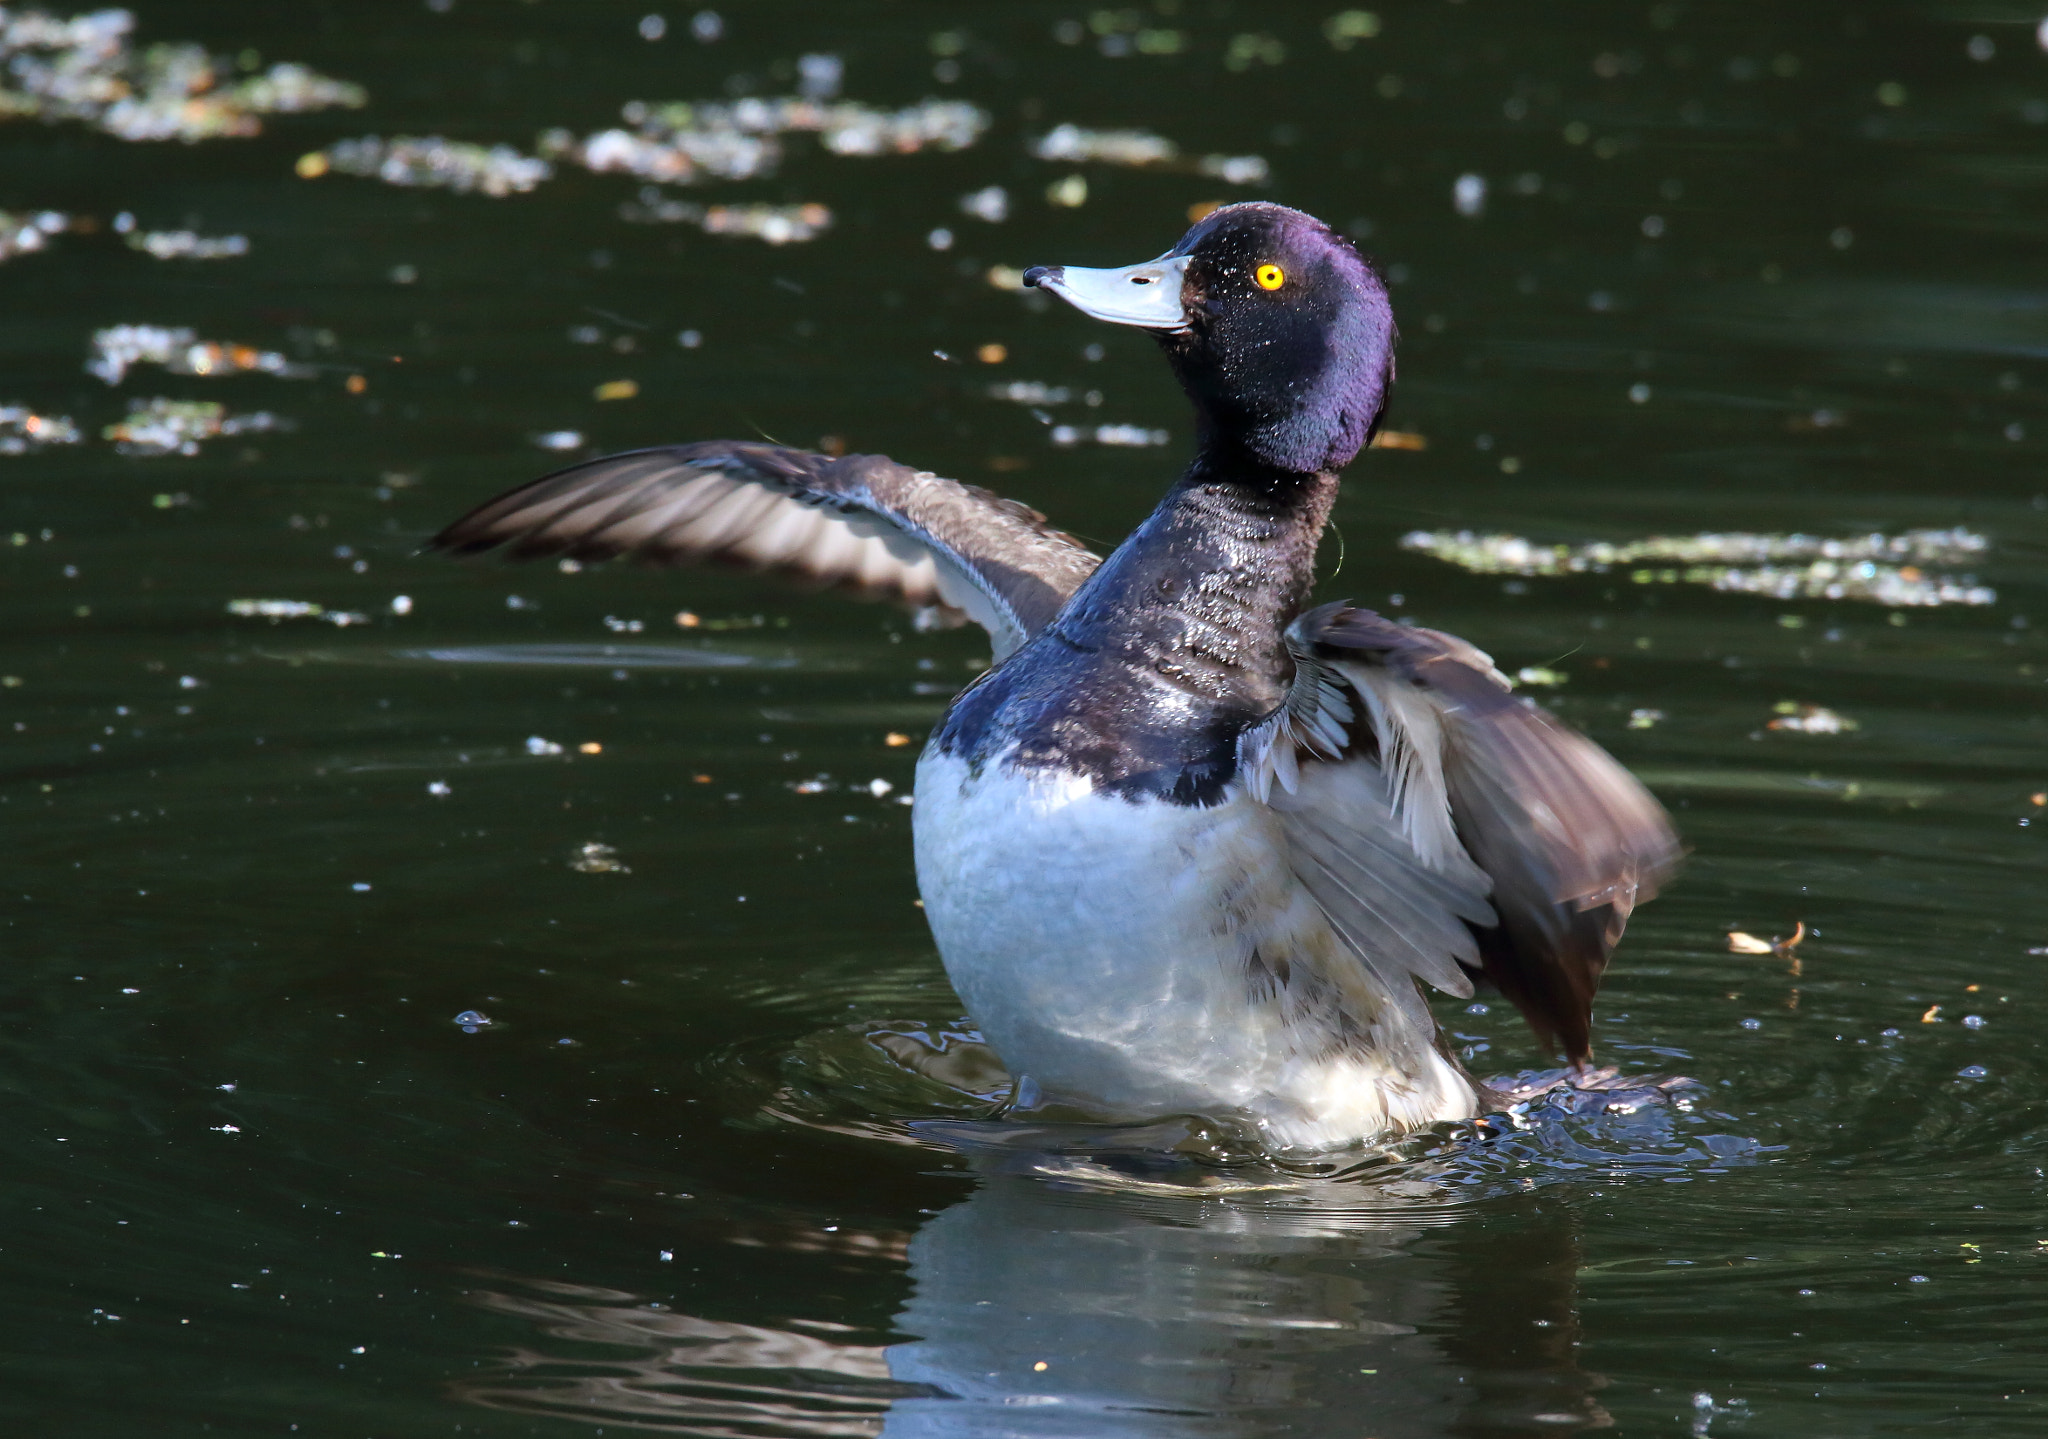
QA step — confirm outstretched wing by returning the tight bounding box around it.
[1239,602,1681,1060]
[430,441,1103,661]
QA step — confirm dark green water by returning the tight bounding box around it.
[4,1,2047,1433]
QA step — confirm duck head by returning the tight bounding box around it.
[1024,202,1394,475]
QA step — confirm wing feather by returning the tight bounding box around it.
[432,442,1103,661]
[1244,602,1681,1061]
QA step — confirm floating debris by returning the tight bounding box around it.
[1224,32,1287,71]
[304,135,551,195]
[532,430,584,451]
[0,404,80,453]
[554,118,775,184]
[0,208,67,261]
[89,325,307,385]
[1028,123,1269,185]
[546,94,988,187]
[1767,703,1859,735]
[1045,173,1087,208]
[959,184,1008,222]
[1453,172,1487,218]
[618,190,832,243]
[569,841,629,874]
[0,9,363,143]
[1051,423,1169,447]
[1728,921,1805,956]
[1032,124,1175,167]
[1071,10,1189,57]
[989,380,1073,405]
[1627,707,1665,730]
[1369,429,1428,450]
[124,229,248,260]
[524,736,565,756]
[1513,665,1568,687]
[225,598,367,626]
[104,398,284,456]
[1324,10,1383,49]
[1402,528,1995,606]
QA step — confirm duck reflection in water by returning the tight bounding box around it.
[455,1150,1612,1436]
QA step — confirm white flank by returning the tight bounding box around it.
[912,749,1481,1151]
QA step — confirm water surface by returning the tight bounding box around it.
[3,2,2046,1433]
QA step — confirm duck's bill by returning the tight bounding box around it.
[1022,255,1191,331]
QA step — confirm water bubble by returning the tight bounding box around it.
[1962,1014,1986,1029]
[638,13,666,41]
[1958,1064,1989,1079]
[1909,1273,1931,1282]
[454,1010,491,1033]
[1452,173,1486,217]
[350,882,371,892]
[1739,1017,1762,1030]
[690,9,722,42]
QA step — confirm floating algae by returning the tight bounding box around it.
[545,94,988,187]
[103,398,285,457]
[303,136,551,196]
[0,208,68,262]
[618,190,831,244]
[225,598,368,626]
[0,7,363,143]
[1051,423,1170,448]
[123,228,249,259]
[988,380,1075,405]
[1401,528,1995,607]
[89,325,308,385]
[311,94,986,201]
[1028,123,1269,185]
[0,404,80,453]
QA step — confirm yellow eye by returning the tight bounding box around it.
[1255,263,1286,291]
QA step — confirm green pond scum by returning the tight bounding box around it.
[0,1,2045,1434]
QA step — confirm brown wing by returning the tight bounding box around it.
[430,441,1102,661]
[1245,603,1681,1061]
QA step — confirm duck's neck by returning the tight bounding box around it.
[1050,448,1339,709]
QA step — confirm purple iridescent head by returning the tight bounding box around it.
[1023,203,1395,474]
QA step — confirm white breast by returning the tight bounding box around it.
[911,749,1481,1151]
